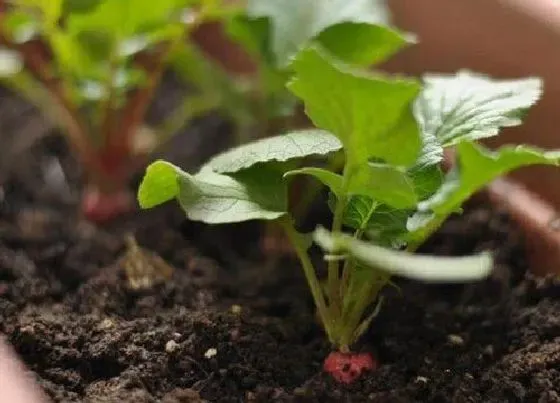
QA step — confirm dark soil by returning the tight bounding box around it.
[1,88,560,402]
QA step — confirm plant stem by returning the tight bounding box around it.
[279,215,334,342]
[327,164,352,316]
[339,273,388,348]
[340,200,376,296]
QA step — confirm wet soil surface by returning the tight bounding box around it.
[1,90,560,402]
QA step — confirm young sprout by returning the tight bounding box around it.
[137,4,559,385]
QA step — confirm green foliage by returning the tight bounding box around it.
[138,4,556,355]
[339,196,409,248]
[139,160,287,223]
[314,227,493,282]
[217,0,411,129]
[408,142,560,244]
[288,46,421,167]
[0,0,228,217]
[414,70,542,147]
[239,0,409,68]
[206,129,342,173]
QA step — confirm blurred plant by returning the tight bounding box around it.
[0,0,240,221]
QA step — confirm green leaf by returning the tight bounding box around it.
[0,48,24,77]
[317,22,411,66]
[414,70,543,147]
[178,168,287,224]
[413,131,443,170]
[284,167,343,196]
[338,195,409,247]
[314,227,494,283]
[408,164,443,201]
[205,129,342,174]
[138,160,180,208]
[288,46,421,166]
[225,15,274,65]
[138,160,288,224]
[246,0,409,67]
[408,142,560,244]
[348,162,417,208]
[338,195,378,231]
[66,0,185,38]
[420,142,560,216]
[406,125,444,201]
[364,204,410,247]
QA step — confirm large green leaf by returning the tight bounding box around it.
[205,129,342,174]
[314,227,493,283]
[409,142,560,243]
[347,163,417,208]
[414,70,543,147]
[288,46,421,167]
[245,0,408,68]
[138,160,287,223]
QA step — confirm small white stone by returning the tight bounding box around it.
[165,340,179,354]
[415,376,429,384]
[204,348,218,359]
[447,334,465,346]
[98,318,114,329]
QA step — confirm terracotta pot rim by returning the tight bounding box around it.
[478,176,560,276]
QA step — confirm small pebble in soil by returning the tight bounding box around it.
[415,376,429,384]
[98,318,114,329]
[204,347,217,359]
[165,340,179,354]
[447,334,465,346]
[230,304,242,315]
[293,387,311,397]
[483,344,495,357]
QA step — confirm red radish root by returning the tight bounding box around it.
[323,351,377,384]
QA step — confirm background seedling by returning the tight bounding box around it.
[0,0,241,221]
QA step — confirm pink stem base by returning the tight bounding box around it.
[81,185,135,223]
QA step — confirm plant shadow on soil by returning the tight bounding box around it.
[1,84,560,402]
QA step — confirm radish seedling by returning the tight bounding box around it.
[137,27,560,385]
